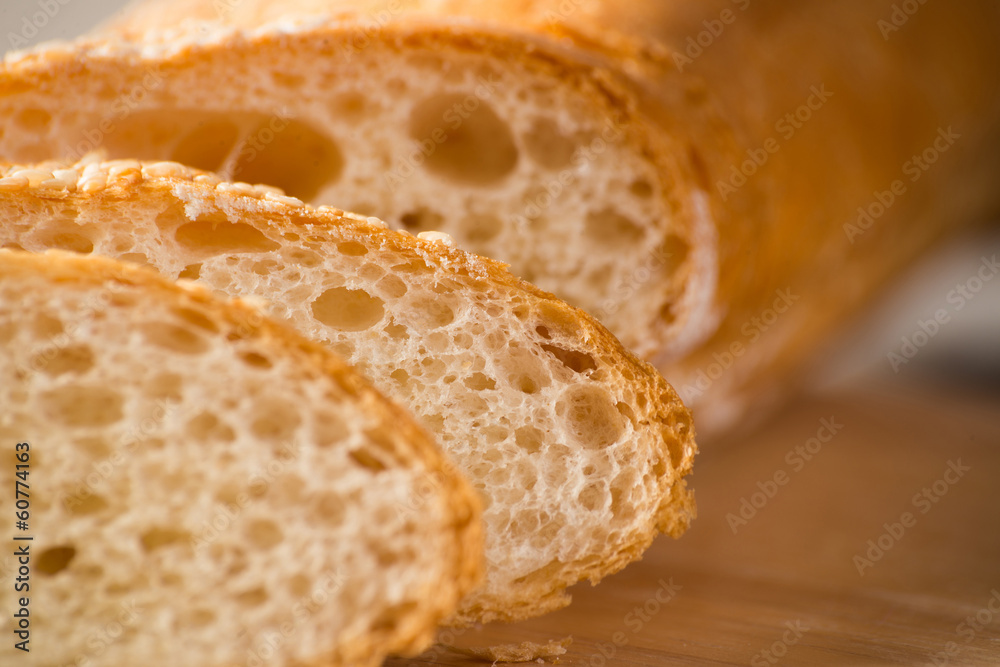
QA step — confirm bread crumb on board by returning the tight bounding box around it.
[443,637,572,663]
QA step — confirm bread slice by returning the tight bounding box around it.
[0,158,697,624]
[4,0,999,431]
[0,249,481,666]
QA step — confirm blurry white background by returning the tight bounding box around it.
[3,0,998,398]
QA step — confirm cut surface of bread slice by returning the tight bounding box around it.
[4,0,1000,432]
[0,158,697,625]
[0,249,481,666]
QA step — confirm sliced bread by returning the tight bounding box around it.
[0,248,481,666]
[0,157,697,624]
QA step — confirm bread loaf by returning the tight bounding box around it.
[0,249,481,666]
[2,0,997,430]
[0,157,697,624]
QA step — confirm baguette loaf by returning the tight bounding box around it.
[0,249,481,666]
[2,0,998,430]
[0,157,697,624]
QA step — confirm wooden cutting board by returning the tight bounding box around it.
[387,379,1000,665]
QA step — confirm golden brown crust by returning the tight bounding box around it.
[84,0,1000,432]
[0,247,484,663]
[0,156,697,625]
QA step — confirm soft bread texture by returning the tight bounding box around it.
[0,158,697,624]
[7,0,996,432]
[0,249,481,666]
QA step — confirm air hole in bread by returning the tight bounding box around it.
[118,252,149,266]
[409,297,455,329]
[463,213,503,245]
[250,399,301,443]
[561,386,625,449]
[140,528,190,551]
[384,322,409,340]
[175,214,280,256]
[282,246,322,267]
[578,485,605,512]
[186,412,235,442]
[141,322,209,355]
[17,108,51,131]
[400,208,444,232]
[178,263,202,280]
[464,372,496,391]
[34,344,94,376]
[349,449,386,472]
[66,494,108,516]
[246,519,284,549]
[630,179,654,198]
[409,94,518,185]
[37,546,76,576]
[390,369,409,386]
[231,119,344,202]
[236,587,269,607]
[331,91,373,120]
[33,221,95,254]
[541,344,597,374]
[32,313,64,338]
[660,233,690,268]
[172,307,220,334]
[240,351,272,369]
[524,117,578,170]
[147,372,183,400]
[42,385,123,427]
[514,425,544,454]
[585,208,644,247]
[171,119,240,172]
[312,287,385,331]
[377,275,407,299]
[336,241,368,256]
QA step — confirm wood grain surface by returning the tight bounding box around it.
[388,379,1000,665]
